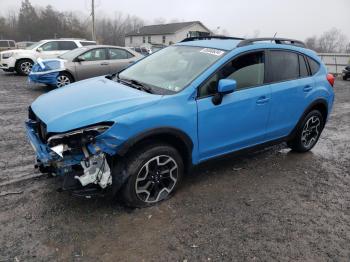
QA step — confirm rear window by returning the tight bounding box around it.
[80,41,96,46]
[306,57,320,75]
[58,41,78,50]
[9,41,16,47]
[0,41,9,47]
[269,50,299,82]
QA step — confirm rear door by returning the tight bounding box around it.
[264,50,314,140]
[57,41,78,55]
[108,48,136,74]
[74,48,110,80]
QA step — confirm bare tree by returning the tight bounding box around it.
[305,36,319,52]
[318,28,347,53]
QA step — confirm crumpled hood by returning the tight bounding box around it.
[31,77,162,133]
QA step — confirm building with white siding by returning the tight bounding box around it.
[125,21,211,47]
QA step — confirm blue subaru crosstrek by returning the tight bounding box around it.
[25,37,335,207]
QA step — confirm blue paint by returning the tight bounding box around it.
[27,39,335,172]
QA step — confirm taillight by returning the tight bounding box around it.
[327,73,335,87]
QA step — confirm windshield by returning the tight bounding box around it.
[118,45,226,92]
[26,41,44,50]
[59,47,88,60]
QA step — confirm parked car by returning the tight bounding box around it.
[29,45,142,88]
[16,41,36,49]
[25,36,335,207]
[342,65,350,80]
[129,46,151,56]
[0,38,96,75]
[0,40,16,52]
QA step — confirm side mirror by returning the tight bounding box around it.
[37,47,43,52]
[75,56,85,62]
[212,79,237,105]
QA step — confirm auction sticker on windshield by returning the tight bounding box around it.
[200,48,225,56]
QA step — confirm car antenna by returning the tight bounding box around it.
[272,32,277,43]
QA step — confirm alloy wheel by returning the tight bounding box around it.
[20,61,32,75]
[56,75,71,87]
[301,115,321,148]
[135,155,178,203]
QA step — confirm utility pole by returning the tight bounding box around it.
[91,0,96,41]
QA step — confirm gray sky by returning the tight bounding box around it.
[1,0,349,40]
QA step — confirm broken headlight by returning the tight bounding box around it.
[47,122,113,148]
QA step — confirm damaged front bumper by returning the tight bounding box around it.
[25,120,115,198]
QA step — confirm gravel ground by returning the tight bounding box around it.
[0,72,349,262]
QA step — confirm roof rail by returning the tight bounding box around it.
[181,36,245,42]
[237,38,306,48]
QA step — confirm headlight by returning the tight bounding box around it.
[47,122,114,147]
[2,52,13,59]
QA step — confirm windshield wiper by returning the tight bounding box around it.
[116,75,152,93]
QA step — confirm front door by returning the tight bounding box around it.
[197,51,271,161]
[74,48,110,81]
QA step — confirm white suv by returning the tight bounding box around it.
[0,39,96,75]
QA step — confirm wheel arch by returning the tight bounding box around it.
[117,127,194,174]
[60,70,75,82]
[15,57,34,67]
[289,98,328,139]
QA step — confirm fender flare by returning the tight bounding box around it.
[117,126,194,159]
[288,98,328,140]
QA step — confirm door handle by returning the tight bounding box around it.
[303,85,313,92]
[256,96,270,104]
[100,62,109,66]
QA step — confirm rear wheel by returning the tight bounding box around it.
[15,59,33,75]
[56,72,73,88]
[343,76,347,81]
[288,110,324,152]
[120,143,184,208]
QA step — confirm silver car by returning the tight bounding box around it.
[28,45,142,88]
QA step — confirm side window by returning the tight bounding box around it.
[199,51,265,97]
[40,41,59,51]
[80,48,107,61]
[9,41,16,47]
[306,57,320,75]
[269,51,299,82]
[58,41,78,50]
[109,48,133,60]
[299,55,309,77]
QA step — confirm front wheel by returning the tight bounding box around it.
[15,59,33,76]
[120,143,184,208]
[288,110,324,152]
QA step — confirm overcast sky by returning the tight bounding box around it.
[1,0,349,40]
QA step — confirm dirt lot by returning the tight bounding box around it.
[0,72,349,262]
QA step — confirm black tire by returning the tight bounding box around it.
[15,59,33,76]
[288,110,324,152]
[119,143,184,208]
[343,76,347,81]
[56,72,74,88]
